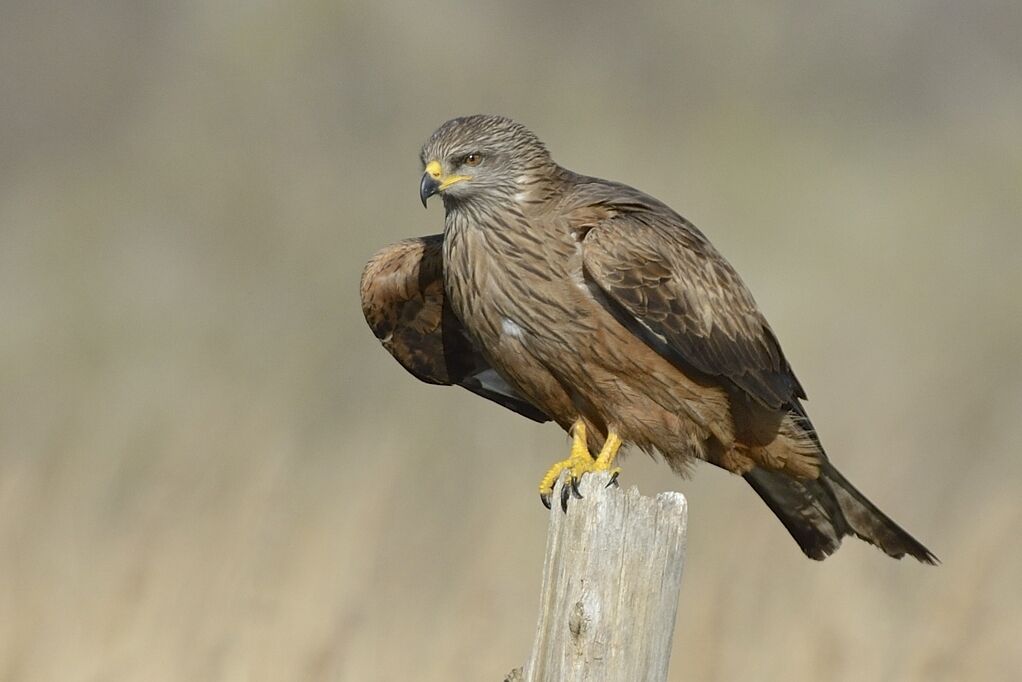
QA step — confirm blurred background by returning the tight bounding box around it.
[2,1,1020,680]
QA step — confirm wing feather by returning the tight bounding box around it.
[360,235,550,422]
[579,203,805,409]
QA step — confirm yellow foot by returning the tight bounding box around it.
[539,423,625,512]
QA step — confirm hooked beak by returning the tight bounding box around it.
[419,160,468,208]
[420,171,440,208]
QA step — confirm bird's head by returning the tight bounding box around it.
[418,114,552,208]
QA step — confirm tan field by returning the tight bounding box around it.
[2,2,1020,680]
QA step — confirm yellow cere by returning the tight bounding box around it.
[424,159,470,191]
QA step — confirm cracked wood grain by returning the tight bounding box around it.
[509,472,687,682]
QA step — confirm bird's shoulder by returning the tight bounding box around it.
[545,173,717,270]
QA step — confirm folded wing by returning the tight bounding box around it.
[580,209,805,410]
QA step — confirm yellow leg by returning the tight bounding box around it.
[538,423,624,509]
[594,432,623,473]
[538,420,592,498]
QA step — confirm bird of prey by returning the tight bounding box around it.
[361,114,935,563]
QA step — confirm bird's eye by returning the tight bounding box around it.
[463,153,482,167]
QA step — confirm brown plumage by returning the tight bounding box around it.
[361,114,936,563]
[360,234,549,423]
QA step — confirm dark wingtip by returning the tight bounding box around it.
[900,542,940,566]
[744,464,940,565]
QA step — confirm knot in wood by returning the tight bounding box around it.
[568,599,588,641]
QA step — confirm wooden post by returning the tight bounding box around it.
[507,472,688,682]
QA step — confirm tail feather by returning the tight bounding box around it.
[744,462,937,564]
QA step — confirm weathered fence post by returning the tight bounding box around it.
[506,472,688,681]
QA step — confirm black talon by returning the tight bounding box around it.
[560,482,571,513]
[540,491,552,510]
[606,471,620,488]
[570,476,584,499]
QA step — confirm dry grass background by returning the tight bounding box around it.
[2,1,1021,680]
